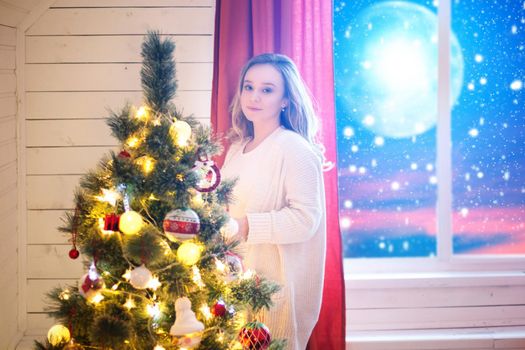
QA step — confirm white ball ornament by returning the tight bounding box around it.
[170,120,192,146]
[177,241,202,266]
[163,208,200,242]
[220,217,239,239]
[119,210,143,235]
[47,324,70,346]
[129,264,153,289]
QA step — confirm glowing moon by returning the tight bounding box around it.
[338,1,464,138]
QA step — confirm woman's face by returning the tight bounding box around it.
[240,64,287,126]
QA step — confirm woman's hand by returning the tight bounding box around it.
[235,216,249,241]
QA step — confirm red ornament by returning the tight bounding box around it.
[211,300,227,317]
[118,150,131,158]
[162,208,200,241]
[69,206,81,260]
[238,321,271,350]
[69,248,80,259]
[104,213,120,231]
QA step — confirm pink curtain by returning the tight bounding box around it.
[211,1,345,349]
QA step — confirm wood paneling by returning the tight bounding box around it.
[0,20,17,349]
[51,0,213,7]
[27,175,80,210]
[27,210,71,244]
[26,35,213,63]
[0,72,15,93]
[26,91,211,119]
[0,4,26,27]
[0,47,15,69]
[0,25,16,46]
[27,245,84,279]
[25,63,212,91]
[26,8,214,35]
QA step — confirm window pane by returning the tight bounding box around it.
[451,1,525,255]
[334,0,452,258]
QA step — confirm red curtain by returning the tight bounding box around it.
[211,1,345,349]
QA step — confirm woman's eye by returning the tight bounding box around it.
[243,84,253,91]
[262,88,273,93]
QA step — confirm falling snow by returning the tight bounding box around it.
[334,0,524,258]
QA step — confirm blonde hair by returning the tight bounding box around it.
[230,53,326,161]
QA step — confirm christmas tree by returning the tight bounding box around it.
[36,32,285,350]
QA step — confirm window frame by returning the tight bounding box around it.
[341,0,525,274]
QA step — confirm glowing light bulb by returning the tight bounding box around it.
[137,156,155,175]
[124,297,136,310]
[215,258,226,273]
[126,136,140,148]
[147,302,161,319]
[59,289,70,301]
[147,276,162,291]
[95,188,120,206]
[91,293,104,304]
[192,265,205,288]
[200,304,212,320]
[135,106,149,120]
[122,269,131,281]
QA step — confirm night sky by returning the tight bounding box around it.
[333,0,524,258]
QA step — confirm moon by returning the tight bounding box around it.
[337,1,464,139]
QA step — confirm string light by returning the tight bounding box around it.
[90,293,104,304]
[122,269,131,281]
[59,289,70,301]
[124,297,136,310]
[192,266,205,288]
[153,345,166,350]
[126,136,140,148]
[199,304,212,320]
[135,106,149,120]
[136,156,156,174]
[95,188,120,206]
[215,258,226,273]
[147,276,162,290]
[146,302,162,320]
[217,331,225,343]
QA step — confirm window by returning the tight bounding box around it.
[334,0,524,266]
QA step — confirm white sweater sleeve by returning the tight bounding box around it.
[246,143,324,245]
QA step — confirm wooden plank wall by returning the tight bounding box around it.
[23,0,214,335]
[0,15,19,348]
[346,275,525,332]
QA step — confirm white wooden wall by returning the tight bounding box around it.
[0,17,19,349]
[22,0,214,338]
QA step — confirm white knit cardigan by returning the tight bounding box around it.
[221,126,326,350]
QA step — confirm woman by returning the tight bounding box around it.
[221,53,326,350]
